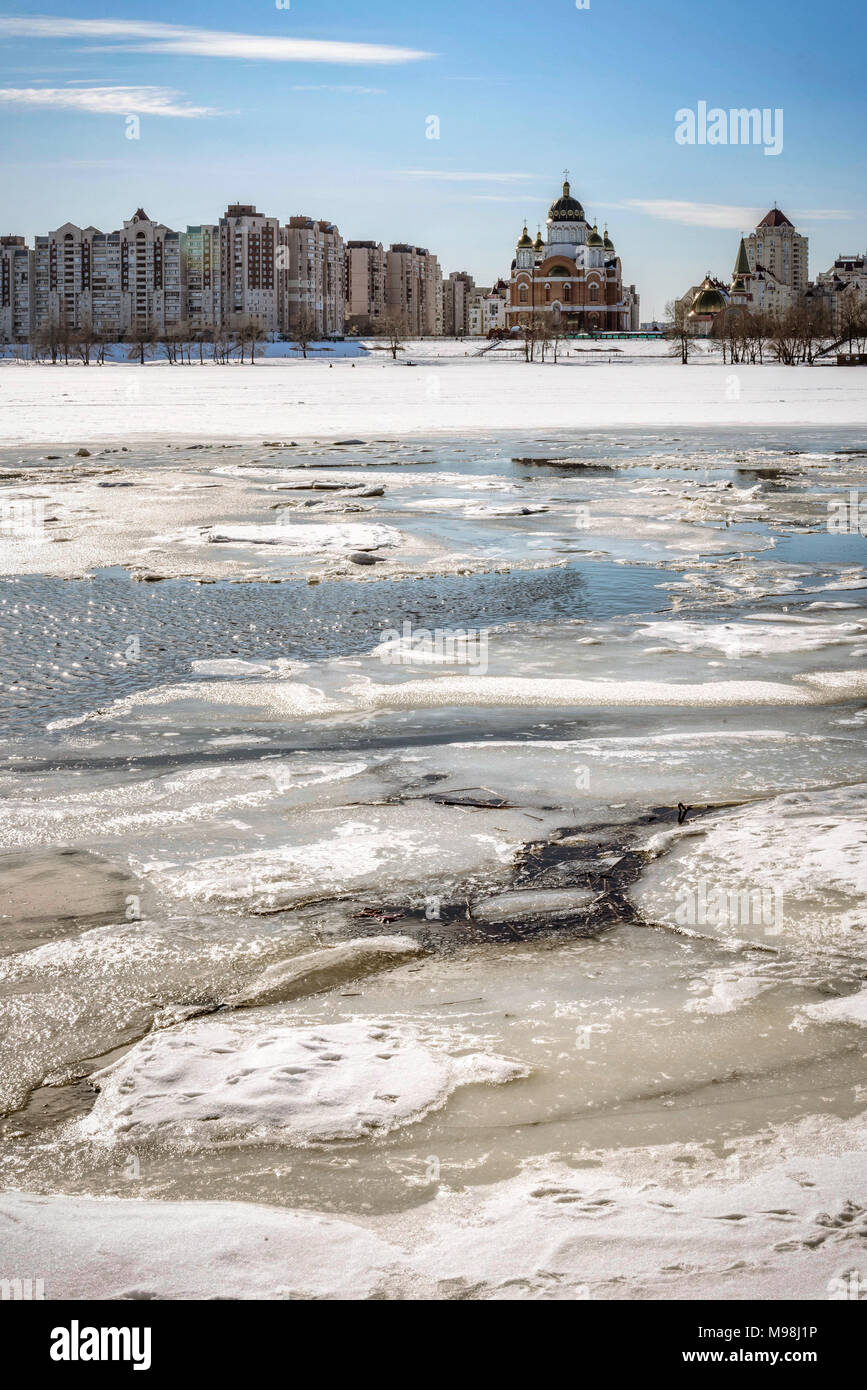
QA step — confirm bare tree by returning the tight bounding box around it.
[73,317,97,365]
[516,312,540,362]
[839,290,867,352]
[195,325,212,365]
[382,313,407,360]
[36,316,63,364]
[246,319,267,365]
[666,298,691,364]
[289,309,317,360]
[128,319,157,366]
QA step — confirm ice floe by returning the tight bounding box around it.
[76,1017,528,1148]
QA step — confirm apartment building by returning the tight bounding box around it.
[119,209,183,337]
[5,203,452,344]
[814,252,867,335]
[0,236,33,342]
[181,224,222,330]
[281,216,344,337]
[386,244,442,336]
[468,279,509,337]
[218,204,280,333]
[344,240,388,332]
[443,271,475,337]
[31,210,183,339]
[745,208,808,298]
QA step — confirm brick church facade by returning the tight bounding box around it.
[506,177,639,333]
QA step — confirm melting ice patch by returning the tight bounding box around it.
[144,802,530,912]
[76,1017,528,1149]
[637,616,866,658]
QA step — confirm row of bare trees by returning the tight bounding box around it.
[513,312,571,362]
[6,313,344,366]
[666,294,867,366]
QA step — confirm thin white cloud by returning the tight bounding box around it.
[460,194,534,203]
[292,85,385,95]
[793,208,855,221]
[623,199,765,229]
[396,171,535,183]
[0,86,221,117]
[623,199,857,230]
[0,18,431,65]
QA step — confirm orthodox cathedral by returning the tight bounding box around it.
[506,175,640,333]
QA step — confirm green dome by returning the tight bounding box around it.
[690,277,727,315]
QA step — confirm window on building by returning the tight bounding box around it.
[589,283,599,302]
[563,283,572,302]
[519,284,529,304]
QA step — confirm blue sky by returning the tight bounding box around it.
[1,0,864,314]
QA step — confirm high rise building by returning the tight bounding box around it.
[119,209,183,337]
[181,225,222,331]
[443,271,475,336]
[344,241,388,332]
[0,236,33,343]
[746,208,808,296]
[6,202,451,344]
[32,210,183,340]
[218,204,280,333]
[281,217,344,337]
[34,222,103,337]
[386,244,442,336]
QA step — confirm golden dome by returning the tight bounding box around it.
[690,276,727,316]
[517,225,534,249]
[587,224,604,247]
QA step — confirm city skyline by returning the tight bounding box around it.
[0,1,865,316]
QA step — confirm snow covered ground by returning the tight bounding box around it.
[0,342,864,446]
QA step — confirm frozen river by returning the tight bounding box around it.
[1,424,866,1300]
